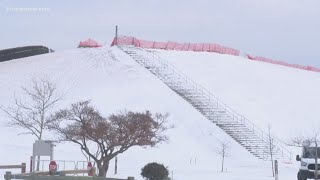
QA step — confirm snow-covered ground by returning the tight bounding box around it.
[156,49,320,139]
[0,46,311,179]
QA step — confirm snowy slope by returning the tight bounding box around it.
[154,49,320,140]
[0,46,298,179]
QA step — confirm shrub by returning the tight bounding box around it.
[141,162,169,180]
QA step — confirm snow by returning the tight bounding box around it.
[0,46,308,179]
[154,49,320,139]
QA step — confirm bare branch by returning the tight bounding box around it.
[216,140,230,172]
[1,78,62,140]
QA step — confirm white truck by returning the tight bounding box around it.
[296,146,320,180]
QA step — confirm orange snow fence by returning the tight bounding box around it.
[111,36,240,56]
[78,38,101,48]
[246,54,320,73]
[111,36,320,73]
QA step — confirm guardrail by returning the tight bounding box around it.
[0,163,26,173]
[4,171,134,180]
[37,160,96,172]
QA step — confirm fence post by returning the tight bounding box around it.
[274,160,278,180]
[30,156,33,172]
[4,171,11,180]
[21,163,26,173]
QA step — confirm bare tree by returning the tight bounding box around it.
[289,132,320,180]
[216,140,230,172]
[0,78,62,171]
[267,124,275,177]
[49,101,169,177]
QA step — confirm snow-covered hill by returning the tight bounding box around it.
[156,49,320,139]
[0,46,307,179]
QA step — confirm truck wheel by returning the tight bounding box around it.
[298,172,306,180]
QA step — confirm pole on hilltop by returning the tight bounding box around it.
[115,25,118,45]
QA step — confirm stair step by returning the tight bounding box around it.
[236,141,265,145]
[232,135,262,139]
[224,132,255,136]
[233,137,264,142]
[219,124,247,128]
[234,140,264,144]
[219,126,248,129]
[223,129,253,133]
[216,121,242,125]
[222,130,253,134]
[243,144,269,147]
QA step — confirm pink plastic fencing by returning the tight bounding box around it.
[111,36,139,47]
[246,54,320,73]
[79,38,101,48]
[111,36,240,56]
[111,36,320,73]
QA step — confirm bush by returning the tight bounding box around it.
[141,162,169,180]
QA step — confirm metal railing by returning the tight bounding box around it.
[37,160,94,172]
[0,163,26,174]
[119,45,292,161]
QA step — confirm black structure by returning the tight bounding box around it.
[0,46,54,62]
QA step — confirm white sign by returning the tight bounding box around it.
[32,140,55,172]
[33,140,53,156]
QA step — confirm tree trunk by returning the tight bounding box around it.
[98,160,110,177]
[221,155,224,172]
[271,154,274,177]
[97,164,105,177]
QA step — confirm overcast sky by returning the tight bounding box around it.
[1,0,320,67]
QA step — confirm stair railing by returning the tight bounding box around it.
[119,46,292,161]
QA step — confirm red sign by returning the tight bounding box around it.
[49,161,57,172]
[87,162,92,169]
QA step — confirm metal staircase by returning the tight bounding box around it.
[118,45,292,161]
